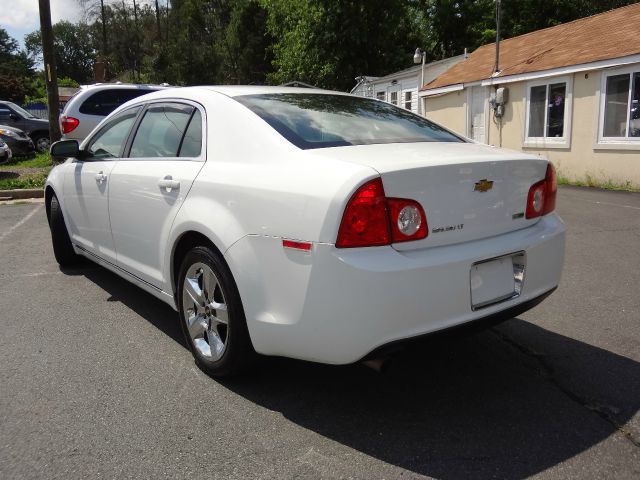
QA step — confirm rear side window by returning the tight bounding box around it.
[130,103,194,158]
[179,110,202,157]
[79,89,157,116]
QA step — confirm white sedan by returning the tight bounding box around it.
[45,86,565,376]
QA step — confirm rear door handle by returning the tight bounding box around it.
[158,175,180,192]
[95,172,107,184]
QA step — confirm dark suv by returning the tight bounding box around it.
[0,101,50,153]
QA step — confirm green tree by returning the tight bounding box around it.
[262,0,423,90]
[219,0,273,84]
[0,28,34,77]
[25,21,97,84]
[0,28,35,103]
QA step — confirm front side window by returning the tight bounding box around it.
[600,70,640,141]
[130,103,194,158]
[86,107,140,159]
[527,81,568,140]
[235,93,464,150]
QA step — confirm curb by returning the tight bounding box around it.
[0,189,44,201]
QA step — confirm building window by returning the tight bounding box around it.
[404,92,412,110]
[376,91,385,101]
[524,76,572,148]
[390,91,398,106]
[598,67,640,144]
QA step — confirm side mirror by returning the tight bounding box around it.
[9,113,20,121]
[50,139,81,159]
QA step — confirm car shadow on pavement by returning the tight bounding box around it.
[221,321,639,479]
[66,264,187,349]
[69,264,639,479]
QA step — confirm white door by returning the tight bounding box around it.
[62,107,141,263]
[108,103,204,289]
[469,86,487,143]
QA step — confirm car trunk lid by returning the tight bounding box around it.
[308,142,549,249]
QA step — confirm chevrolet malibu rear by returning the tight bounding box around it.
[45,87,565,376]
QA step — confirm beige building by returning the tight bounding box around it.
[420,4,640,188]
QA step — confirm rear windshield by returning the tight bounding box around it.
[79,88,158,116]
[235,93,464,149]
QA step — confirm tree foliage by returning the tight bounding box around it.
[9,0,639,95]
[25,21,96,83]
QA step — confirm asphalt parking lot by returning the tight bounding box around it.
[0,186,638,479]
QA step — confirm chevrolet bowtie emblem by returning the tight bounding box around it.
[474,179,494,192]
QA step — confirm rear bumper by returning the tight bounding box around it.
[225,213,566,364]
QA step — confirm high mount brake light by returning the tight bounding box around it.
[336,178,428,248]
[526,163,557,219]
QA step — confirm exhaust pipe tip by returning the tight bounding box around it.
[362,357,392,373]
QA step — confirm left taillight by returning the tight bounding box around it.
[336,178,428,248]
[526,163,557,219]
[60,115,79,134]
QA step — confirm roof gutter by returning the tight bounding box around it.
[481,52,640,86]
[419,83,464,97]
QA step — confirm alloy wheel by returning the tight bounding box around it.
[182,262,229,361]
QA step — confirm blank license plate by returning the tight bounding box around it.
[470,255,518,310]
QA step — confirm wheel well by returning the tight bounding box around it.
[30,130,49,139]
[44,186,55,223]
[171,231,223,296]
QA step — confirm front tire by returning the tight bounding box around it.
[48,194,81,267]
[177,246,254,377]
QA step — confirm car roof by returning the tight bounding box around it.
[78,83,172,91]
[118,85,351,102]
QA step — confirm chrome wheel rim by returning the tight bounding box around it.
[182,262,229,361]
[36,137,50,153]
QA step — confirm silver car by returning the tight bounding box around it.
[0,139,11,164]
[60,83,170,142]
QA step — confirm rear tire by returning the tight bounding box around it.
[177,246,255,377]
[48,194,81,267]
[33,133,50,154]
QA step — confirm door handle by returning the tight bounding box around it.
[158,175,180,192]
[95,172,107,184]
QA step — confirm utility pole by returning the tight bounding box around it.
[495,0,501,73]
[38,0,61,144]
[101,0,107,56]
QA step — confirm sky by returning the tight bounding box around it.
[0,0,83,48]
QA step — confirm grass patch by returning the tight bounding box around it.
[557,173,640,192]
[0,152,53,170]
[0,170,49,190]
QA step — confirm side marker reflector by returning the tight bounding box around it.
[282,239,312,251]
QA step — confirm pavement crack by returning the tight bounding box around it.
[490,328,640,448]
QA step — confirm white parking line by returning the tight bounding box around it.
[0,204,43,243]
[590,200,640,211]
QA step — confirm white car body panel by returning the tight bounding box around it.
[62,159,118,263]
[225,214,565,364]
[45,86,566,365]
[109,159,204,288]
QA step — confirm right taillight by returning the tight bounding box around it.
[336,178,427,248]
[526,163,557,219]
[60,115,79,134]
